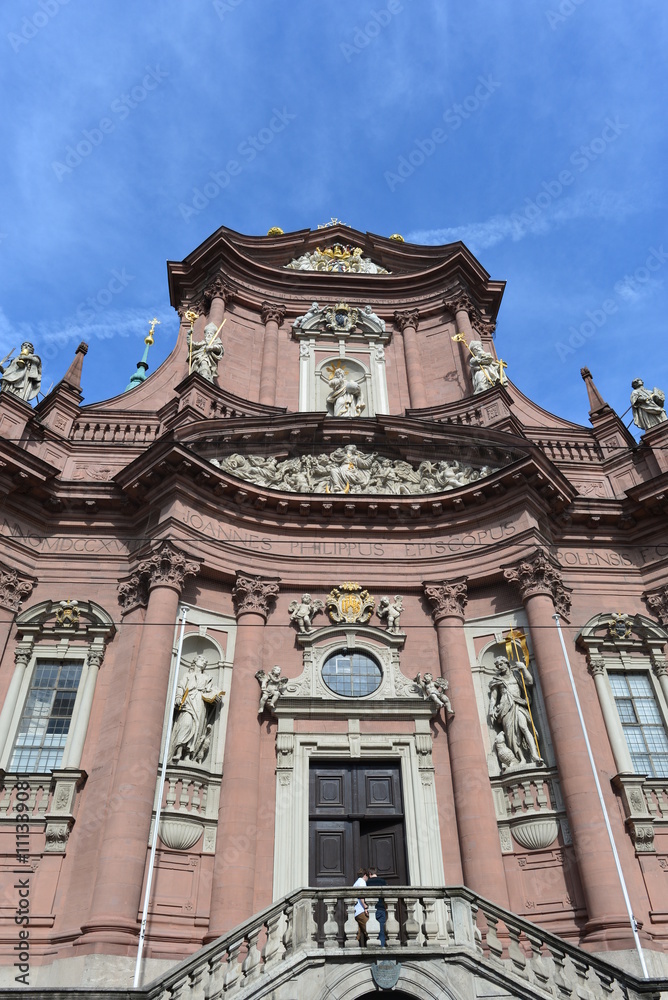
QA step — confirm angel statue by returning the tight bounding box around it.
[415,672,454,717]
[288,593,324,633]
[377,595,403,634]
[255,665,289,714]
[168,654,224,765]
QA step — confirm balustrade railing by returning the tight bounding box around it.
[136,887,665,999]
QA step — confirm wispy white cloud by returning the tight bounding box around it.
[406,189,635,252]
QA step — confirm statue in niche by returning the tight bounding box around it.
[187,322,224,382]
[288,593,324,633]
[168,654,224,765]
[326,365,365,417]
[377,595,403,633]
[469,340,504,394]
[415,672,454,716]
[256,664,288,714]
[0,342,42,401]
[488,655,544,770]
[630,377,666,430]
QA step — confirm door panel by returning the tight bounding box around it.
[361,820,407,884]
[309,821,354,886]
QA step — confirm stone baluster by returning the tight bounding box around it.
[343,898,359,949]
[323,899,339,949]
[483,911,504,964]
[207,573,279,939]
[384,897,400,946]
[504,547,635,947]
[422,896,439,944]
[423,579,510,908]
[83,541,199,945]
[507,924,528,977]
[259,303,286,406]
[223,939,244,992]
[394,309,427,409]
[241,926,263,984]
[366,908,381,948]
[205,954,226,1000]
[404,899,421,944]
[263,909,284,970]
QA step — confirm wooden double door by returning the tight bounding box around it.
[309,761,408,887]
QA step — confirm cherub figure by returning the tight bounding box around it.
[377,595,404,633]
[415,672,454,717]
[288,593,324,633]
[255,665,288,714]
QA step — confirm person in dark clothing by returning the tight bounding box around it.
[366,867,388,946]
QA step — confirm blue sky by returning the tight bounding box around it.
[1,1,667,435]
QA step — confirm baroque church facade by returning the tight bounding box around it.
[1,223,668,998]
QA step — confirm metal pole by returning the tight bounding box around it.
[133,605,189,989]
[552,614,649,979]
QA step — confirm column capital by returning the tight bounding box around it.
[423,578,468,622]
[586,655,606,678]
[503,548,572,619]
[203,276,231,306]
[233,572,280,621]
[261,302,286,327]
[134,541,200,596]
[393,309,420,332]
[443,293,475,318]
[644,585,668,626]
[650,653,668,679]
[0,562,35,613]
[471,313,496,339]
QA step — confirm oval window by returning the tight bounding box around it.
[321,650,382,697]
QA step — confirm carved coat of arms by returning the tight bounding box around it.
[326,582,375,624]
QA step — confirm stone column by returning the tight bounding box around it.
[504,549,634,944]
[61,650,104,769]
[204,278,229,330]
[586,656,633,774]
[207,572,279,939]
[259,303,286,407]
[0,649,30,762]
[445,294,476,344]
[423,579,510,907]
[394,310,427,410]
[83,542,198,945]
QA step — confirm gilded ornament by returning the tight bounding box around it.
[326,582,375,624]
[267,226,284,236]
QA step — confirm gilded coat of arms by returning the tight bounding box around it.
[326,582,375,624]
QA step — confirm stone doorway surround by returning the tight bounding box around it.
[272,719,446,899]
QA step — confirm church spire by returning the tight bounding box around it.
[125,319,159,392]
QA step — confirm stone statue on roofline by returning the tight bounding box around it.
[630,377,667,431]
[0,342,42,401]
[468,340,504,394]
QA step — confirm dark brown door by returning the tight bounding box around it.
[309,762,408,886]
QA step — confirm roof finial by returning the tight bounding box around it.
[580,366,609,414]
[125,318,160,392]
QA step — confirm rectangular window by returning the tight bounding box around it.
[609,672,668,778]
[9,659,83,773]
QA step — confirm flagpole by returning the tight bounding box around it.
[133,605,189,989]
[552,613,649,979]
